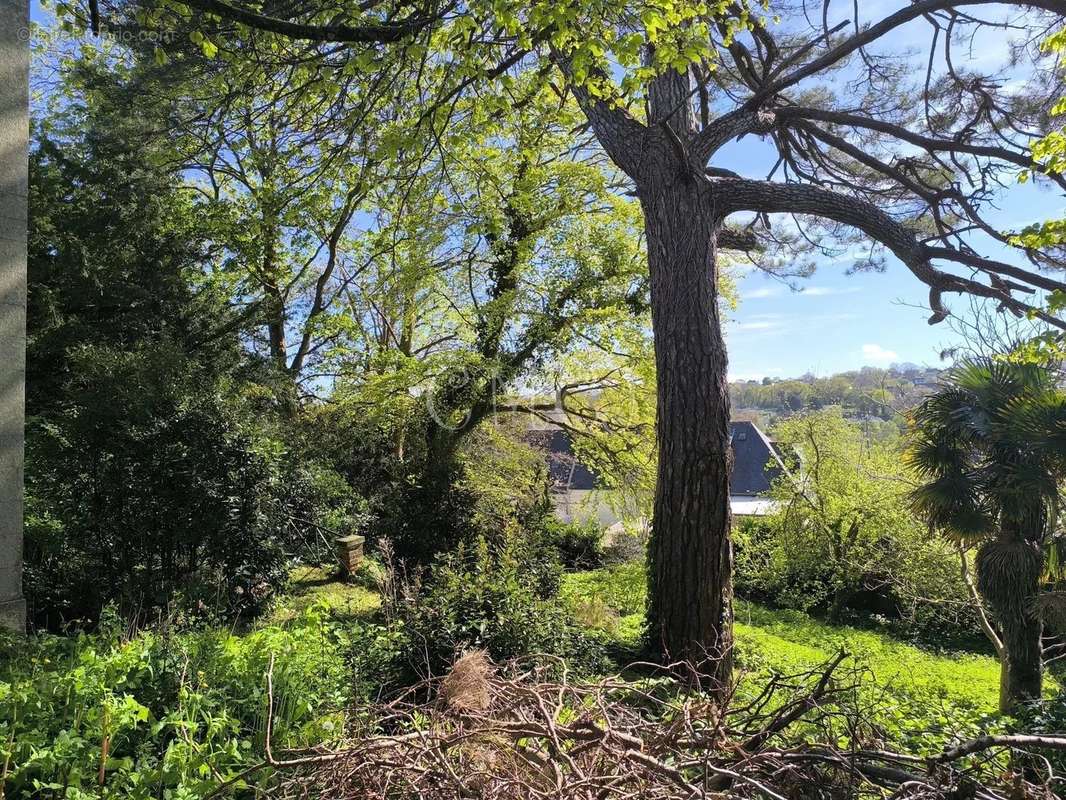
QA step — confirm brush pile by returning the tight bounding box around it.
[264,651,1066,799]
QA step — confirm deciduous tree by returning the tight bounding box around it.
[75,0,1066,688]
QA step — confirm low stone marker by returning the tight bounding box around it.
[335,534,365,578]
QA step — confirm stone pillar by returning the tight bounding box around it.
[335,535,365,578]
[0,0,29,631]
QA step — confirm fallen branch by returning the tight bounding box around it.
[934,734,1066,763]
[210,651,1065,799]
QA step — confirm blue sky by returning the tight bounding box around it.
[28,2,1062,381]
[718,4,1063,381]
[720,179,1061,381]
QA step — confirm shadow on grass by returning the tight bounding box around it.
[265,565,381,626]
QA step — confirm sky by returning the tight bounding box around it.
[718,3,1063,381]
[721,158,1060,383]
[27,2,1063,382]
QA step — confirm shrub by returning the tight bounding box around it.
[730,411,985,645]
[540,517,605,570]
[733,516,787,604]
[397,536,606,676]
[24,348,295,627]
[1019,694,1066,774]
[0,606,370,799]
[602,522,649,565]
[733,515,986,647]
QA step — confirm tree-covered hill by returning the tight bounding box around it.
[730,364,942,433]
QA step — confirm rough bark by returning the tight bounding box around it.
[977,533,1044,711]
[569,64,739,680]
[1001,599,1043,709]
[642,173,734,683]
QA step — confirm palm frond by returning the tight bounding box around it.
[908,356,1066,548]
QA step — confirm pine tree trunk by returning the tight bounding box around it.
[641,176,734,688]
[571,64,736,685]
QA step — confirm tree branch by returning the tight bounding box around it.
[776,106,1065,187]
[718,227,758,251]
[174,0,448,43]
[552,51,649,178]
[759,1,1066,101]
[933,734,1066,763]
[712,176,1066,329]
[693,107,768,164]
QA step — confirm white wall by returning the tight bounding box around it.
[551,489,627,529]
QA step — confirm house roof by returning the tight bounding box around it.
[527,428,599,490]
[529,419,784,496]
[729,420,785,496]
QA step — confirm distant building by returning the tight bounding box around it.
[727,420,786,517]
[529,419,785,529]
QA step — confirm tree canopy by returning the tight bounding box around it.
[46,0,1066,674]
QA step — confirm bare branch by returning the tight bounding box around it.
[775,106,1065,187]
[934,733,1066,763]
[712,176,1066,329]
[760,1,1066,100]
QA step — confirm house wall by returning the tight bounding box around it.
[551,489,627,529]
[551,491,775,530]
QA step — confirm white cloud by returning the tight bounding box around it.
[728,311,859,339]
[735,320,783,332]
[799,286,862,297]
[745,287,781,299]
[861,343,898,363]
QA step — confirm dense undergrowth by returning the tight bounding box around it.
[0,565,401,799]
[7,557,1060,798]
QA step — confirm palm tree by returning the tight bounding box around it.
[908,357,1066,712]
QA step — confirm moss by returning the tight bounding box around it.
[265,565,380,626]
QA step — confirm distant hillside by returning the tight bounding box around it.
[729,365,941,436]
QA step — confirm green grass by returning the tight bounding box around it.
[264,564,381,625]
[733,602,1001,707]
[561,562,1011,752]
[731,603,1007,751]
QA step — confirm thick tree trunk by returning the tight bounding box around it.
[264,280,287,369]
[1002,616,1042,710]
[642,177,734,688]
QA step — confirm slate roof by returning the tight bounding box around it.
[728,420,785,496]
[529,419,784,496]
[527,428,598,490]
